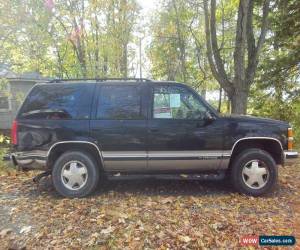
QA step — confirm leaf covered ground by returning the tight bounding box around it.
[0,160,299,249]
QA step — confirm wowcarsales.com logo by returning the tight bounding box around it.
[240,235,296,246]
[240,235,259,246]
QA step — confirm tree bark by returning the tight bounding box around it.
[226,94,231,113]
[231,89,248,114]
[190,27,207,99]
[233,0,249,91]
[218,87,222,112]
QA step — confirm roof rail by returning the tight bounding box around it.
[48,78,152,83]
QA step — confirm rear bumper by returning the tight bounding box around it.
[284,150,298,164]
[8,152,47,171]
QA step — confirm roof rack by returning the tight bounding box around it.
[48,78,152,83]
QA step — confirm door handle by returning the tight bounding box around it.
[149,128,159,132]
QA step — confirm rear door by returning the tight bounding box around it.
[90,83,148,171]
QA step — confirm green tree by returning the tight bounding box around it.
[0,0,140,78]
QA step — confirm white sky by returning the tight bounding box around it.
[133,0,158,79]
[137,0,157,13]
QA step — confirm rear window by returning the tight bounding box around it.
[18,84,94,119]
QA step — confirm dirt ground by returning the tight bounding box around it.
[0,160,299,249]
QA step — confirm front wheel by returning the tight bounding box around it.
[52,151,99,198]
[230,149,278,196]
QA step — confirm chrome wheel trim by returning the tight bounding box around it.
[242,160,269,190]
[61,161,88,190]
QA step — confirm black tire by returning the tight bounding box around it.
[52,151,100,198]
[230,148,278,196]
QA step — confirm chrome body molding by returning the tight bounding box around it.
[231,137,284,154]
[102,151,147,159]
[102,150,231,171]
[12,137,289,172]
[230,137,286,165]
[47,141,105,167]
[47,141,102,157]
[102,151,147,171]
[102,150,231,159]
[147,151,230,158]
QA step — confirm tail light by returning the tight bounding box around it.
[11,120,18,145]
[287,127,293,150]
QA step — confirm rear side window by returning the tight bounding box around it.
[19,84,93,119]
[97,85,142,120]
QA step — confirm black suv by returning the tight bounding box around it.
[9,78,297,197]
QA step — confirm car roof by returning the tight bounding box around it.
[36,78,179,86]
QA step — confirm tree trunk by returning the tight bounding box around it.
[231,89,248,114]
[218,87,222,112]
[226,94,231,113]
[203,0,270,115]
[121,42,128,78]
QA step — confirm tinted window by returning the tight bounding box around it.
[97,85,142,119]
[19,84,93,119]
[153,85,208,119]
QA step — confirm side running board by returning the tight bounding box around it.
[106,171,226,181]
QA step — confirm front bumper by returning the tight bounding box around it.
[284,150,298,164]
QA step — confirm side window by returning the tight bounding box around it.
[19,84,92,119]
[97,85,142,120]
[153,85,208,120]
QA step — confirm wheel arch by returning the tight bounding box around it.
[229,137,284,167]
[47,141,104,170]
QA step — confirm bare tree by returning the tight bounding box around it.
[203,0,270,114]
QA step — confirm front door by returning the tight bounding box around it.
[90,84,148,171]
[147,84,224,172]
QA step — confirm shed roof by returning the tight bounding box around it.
[0,64,50,82]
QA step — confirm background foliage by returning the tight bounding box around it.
[0,0,299,140]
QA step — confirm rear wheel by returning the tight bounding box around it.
[52,151,99,198]
[230,149,277,196]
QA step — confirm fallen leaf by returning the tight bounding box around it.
[20,225,32,234]
[106,210,128,219]
[161,197,173,204]
[100,226,115,234]
[178,235,191,243]
[0,228,13,237]
[91,232,100,238]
